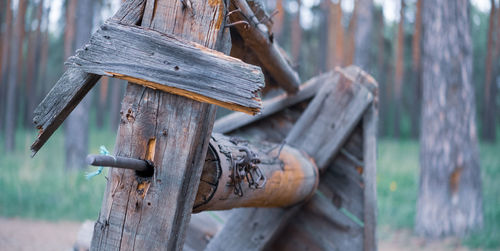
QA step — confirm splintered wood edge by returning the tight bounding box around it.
[111,73,262,115]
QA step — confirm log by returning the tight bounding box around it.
[31,0,146,156]
[91,0,232,250]
[286,68,374,170]
[193,133,319,212]
[228,0,300,94]
[206,66,378,251]
[213,71,333,134]
[67,21,265,115]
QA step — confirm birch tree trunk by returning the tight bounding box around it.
[416,0,483,237]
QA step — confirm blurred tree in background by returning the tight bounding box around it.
[0,0,498,243]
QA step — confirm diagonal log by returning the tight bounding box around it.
[31,0,146,156]
[228,0,300,94]
[205,66,377,251]
[67,21,264,115]
[213,71,332,134]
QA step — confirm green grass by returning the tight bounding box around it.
[0,129,115,221]
[377,139,500,249]
[0,129,499,249]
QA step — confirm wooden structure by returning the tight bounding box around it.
[32,0,378,250]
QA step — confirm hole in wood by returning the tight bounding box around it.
[174,66,180,71]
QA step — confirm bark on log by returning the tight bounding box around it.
[31,0,146,156]
[91,0,232,250]
[228,0,300,94]
[67,21,264,115]
[193,133,319,212]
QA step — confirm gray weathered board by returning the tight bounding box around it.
[228,0,300,94]
[67,21,264,115]
[31,0,147,156]
[90,0,233,250]
[204,66,378,251]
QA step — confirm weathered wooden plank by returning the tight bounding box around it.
[206,67,378,251]
[204,206,301,251]
[91,0,231,250]
[31,0,146,156]
[286,70,373,170]
[213,71,332,134]
[193,133,318,212]
[228,0,300,94]
[363,104,378,251]
[67,22,264,115]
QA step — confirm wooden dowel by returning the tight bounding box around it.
[86,154,151,172]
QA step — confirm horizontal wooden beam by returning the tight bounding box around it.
[213,71,333,134]
[193,133,318,212]
[67,21,265,115]
[31,0,146,156]
[229,0,300,94]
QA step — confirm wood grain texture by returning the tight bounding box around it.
[91,0,231,250]
[204,206,301,251]
[363,104,378,251]
[213,71,332,134]
[206,67,378,251]
[229,0,300,94]
[67,22,264,114]
[31,0,146,156]
[193,133,318,212]
[286,69,373,170]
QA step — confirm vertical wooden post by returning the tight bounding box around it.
[91,0,230,250]
[363,103,377,251]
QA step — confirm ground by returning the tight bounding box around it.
[0,218,485,251]
[0,130,498,250]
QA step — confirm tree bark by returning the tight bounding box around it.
[291,0,302,73]
[5,0,27,151]
[353,0,373,70]
[410,0,422,139]
[393,0,405,139]
[64,0,95,169]
[24,0,44,128]
[482,0,497,142]
[0,0,12,135]
[416,0,483,237]
[327,0,343,69]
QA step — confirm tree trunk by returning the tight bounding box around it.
[0,0,12,135]
[482,0,497,142]
[344,0,357,66]
[291,0,302,73]
[354,0,373,70]
[96,77,109,129]
[5,0,27,151]
[64,0,95,170]
[317,0,329,74]
[273,0,285,43]
[109,78,124,131]
[24,0,44,128]
[410,0,422,139]
[393,0,405,139]
[416,0,483,237]
[327,0,343,69]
